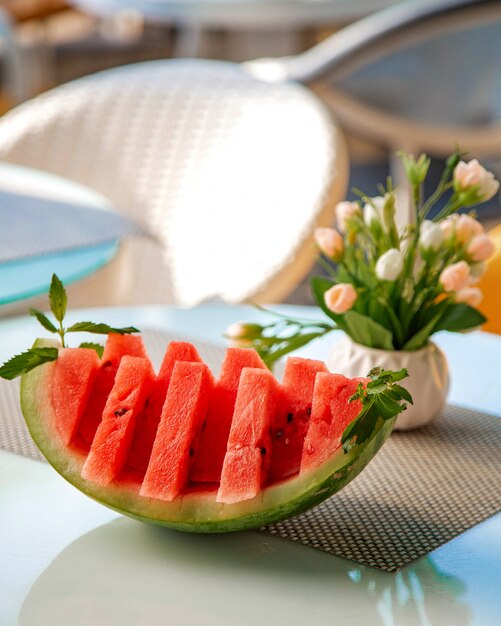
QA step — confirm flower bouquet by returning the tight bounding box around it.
[227,152,499,428]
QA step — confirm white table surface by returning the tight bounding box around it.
[1,304,500,625]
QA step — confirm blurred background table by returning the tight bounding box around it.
[0,303,500,625]
[0,163,120,315]
[69,0,402,58]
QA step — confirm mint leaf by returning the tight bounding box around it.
[66,322,139,335]
[0,347,58,380]
[49,274,67,323]
[342,368,410,452]
[29,308,57,333]
[79,342,104,358]
[392,384,413,405]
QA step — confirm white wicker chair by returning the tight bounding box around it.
[0,59,348,308]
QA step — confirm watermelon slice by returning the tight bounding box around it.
[127,342,202,473]
[78,334,147,446]
[82,356,155,486]
[20,337,402,533]
[217,368,279,504]
[268,357,328,482]
[140,361,213,501]
[191,347,266,483]
[50,347,100,446]
[300,373,366,474]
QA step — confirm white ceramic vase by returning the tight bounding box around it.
[327,335,449,430]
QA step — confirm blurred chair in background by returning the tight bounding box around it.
[248,0,501,225]
[0,59,348,308]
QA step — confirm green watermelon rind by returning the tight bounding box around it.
[20,339,395,533]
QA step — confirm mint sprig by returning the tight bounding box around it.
[0,347,59,380]
[341,367,411,452]
[0,274,140,380]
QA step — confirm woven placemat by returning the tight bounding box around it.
[1,328,500,572]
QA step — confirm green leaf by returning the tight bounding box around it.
[341,401,380,452]
[433,303,486,333]
[66,322,140,335]
[343,311,394,350]
[342,367,410,452]
[0,347,58,380]
[375,393,406,420]
[49,274,67,323]
[29,308,57,333]
[367,367,408,382]
[401,313,441,351]
[79,342,104,358]
[393,384,414,405]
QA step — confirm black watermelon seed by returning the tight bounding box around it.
[306,407,312,417]
[114,408,128,417]
[189,448,195,457]
[102,361,112,368]
[260,447,267,455]
[287,413,294,423]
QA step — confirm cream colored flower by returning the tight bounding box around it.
[455,287,483,308]
[363,196,385,227]
[375,248,403,281]
[314,227,344,260]
[454,159,499,201]
[335,201,360,232]
[324,283,357,314]
[225,322,262,346]
[420,220,444,251]
[439,261,470,292]
[467,234,496,262]
[440,214,483,244]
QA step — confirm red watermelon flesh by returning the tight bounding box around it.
[140,361,214,501]
[217,368,279,504]
[51,348,100,446]
[268,357,328,483]
[300,373,365,473]
[81,356,155,486]
[78,334,147,446]
[190,347,266,484]
[127,342,202,473]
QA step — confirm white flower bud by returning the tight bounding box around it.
[375,248,404,281]
[363,196,385,227]
[420,220,444,252]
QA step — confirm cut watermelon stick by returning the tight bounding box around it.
[51,348,100,446]
[217,368,279,504]
[268,357,328,482]
[300,373,365,474]
[127,342,202,473]
[140,361,214,501]
[81,356,155,486]
[190,347,266,483]
[79,334,147,446]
